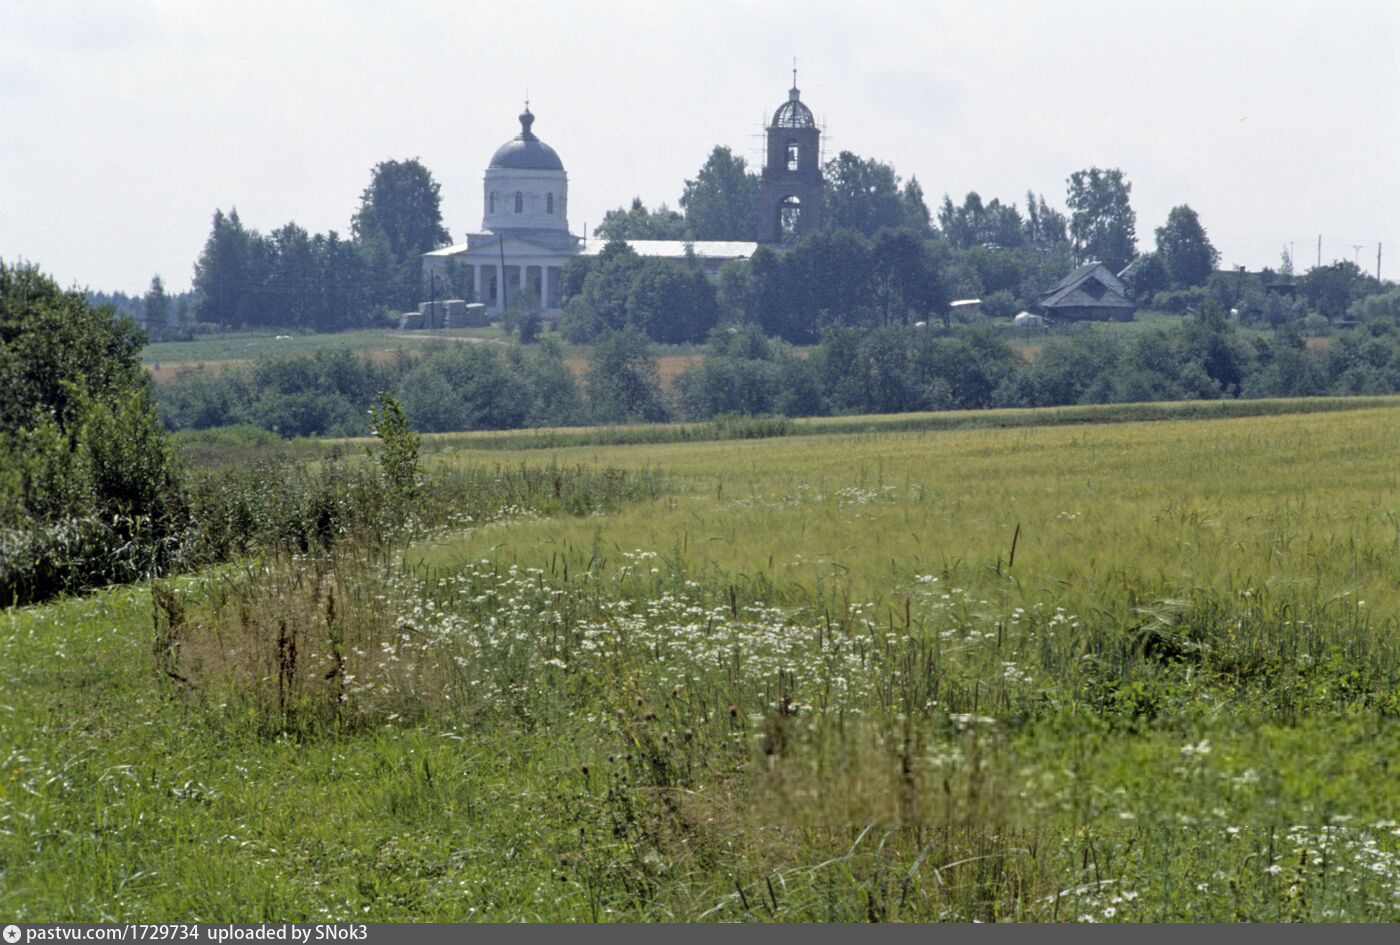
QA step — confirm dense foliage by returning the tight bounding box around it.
[558,242,720,344]
[938,191,1067,251]
[159,335,688,436]
[680,145,760,240]
[675,309,1400,420]
[1066,166,1138,272]
[1,262,188,604]
[822,151,932,236]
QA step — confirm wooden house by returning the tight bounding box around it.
[1038,262,1135,322]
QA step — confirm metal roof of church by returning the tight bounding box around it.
[771,87,816,129]
[581,239,758,259]
[489,108,565,171]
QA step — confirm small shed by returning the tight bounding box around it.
[1013,311,1048,329]
[1038,262,1135,322]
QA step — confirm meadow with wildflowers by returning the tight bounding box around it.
[5,399,1400,921]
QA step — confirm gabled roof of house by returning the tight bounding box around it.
[1039,262,1134,310]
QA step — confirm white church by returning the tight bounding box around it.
[421,105,759,318]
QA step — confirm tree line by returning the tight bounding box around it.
[185,159,450,332]
[88,278,196,329]
[156,337,668,438]
[674,312,1400,420]
[153,300,1400,441]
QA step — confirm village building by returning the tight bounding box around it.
[1037,261,1136,322]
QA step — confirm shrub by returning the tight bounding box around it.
[1,262,189,605]
[982,289,1018,320]
[368,392,420,499]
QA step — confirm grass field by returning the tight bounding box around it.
[6,400,1400,921]
[141,328,507,369]
[141,316,1311,388]
[142,327,709,389]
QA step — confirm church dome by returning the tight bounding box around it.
[489,108,564,171]
[771,87,816,129]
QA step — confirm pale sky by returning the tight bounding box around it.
[2,0,1396,294]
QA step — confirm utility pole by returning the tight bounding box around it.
[1317,234,1322,268]
[1353,244,1364,266]
[497,234,509,317]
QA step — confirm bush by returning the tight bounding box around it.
[1,262,190,605]
[158,344,587,438]
[1349,288,1400,325]
[1151,287,1207,314]
[982,289,1018,320]
[586,329,671,423]
[1303,313,1331,337]
[368,392,420,499]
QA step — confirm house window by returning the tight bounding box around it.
[786,140,799,171]
[489,192,495,214]
[515,192,524,213]
[546,193,554,215]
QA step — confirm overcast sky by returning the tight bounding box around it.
[2,0,1396,294]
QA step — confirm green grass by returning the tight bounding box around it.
[140,327,712,373]
[7,400,1400,921]
[348,394,1400,454]
[1005,310,1284,348]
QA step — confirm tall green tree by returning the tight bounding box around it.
[1126,252,1171,300]
[1301,261,1370,319]
[938,193,1026,249]
[268,222,318,328]
[595,198,689,240]
[351,158,451,263]
[558,241,643,341]
[143,275,169,329]
[586,328,670,423]
[192,208,271,327]
[823,152,927,236]
[1155,204,1219,288]
[625,259,720,344]
[312,231,373,330]
[351,158,450,310]
[680,146,760,240]
[1024,192,1069,249]
[780,228,875,341]
[901,177,933,235]
[1066,167,1137,272]
[870,229,949,326]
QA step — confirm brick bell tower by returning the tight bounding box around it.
[757,68,824,244]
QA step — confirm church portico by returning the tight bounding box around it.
[425,234,572,315]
